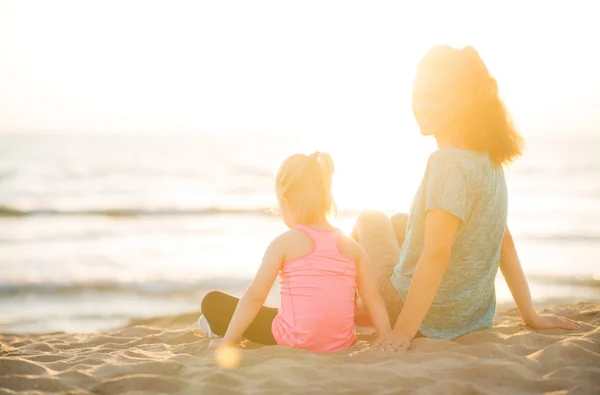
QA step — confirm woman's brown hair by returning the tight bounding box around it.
[415,45,523,164]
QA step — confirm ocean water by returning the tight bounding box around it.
[1,133,599,333]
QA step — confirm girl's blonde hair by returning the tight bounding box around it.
[275,151,337,224]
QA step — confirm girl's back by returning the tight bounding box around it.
[272,225,357,353]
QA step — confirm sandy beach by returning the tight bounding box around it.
[0,302,598,394]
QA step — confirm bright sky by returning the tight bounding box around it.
[0,0,599,137]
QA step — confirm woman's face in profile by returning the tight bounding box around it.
[412,68,458,137]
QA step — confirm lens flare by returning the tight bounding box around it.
[213,346,242,370]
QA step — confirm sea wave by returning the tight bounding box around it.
[0,275,597,299]
[0,279,252,298]
[0,205,365,218]
[525,234,600,242]
[0,205,273,218]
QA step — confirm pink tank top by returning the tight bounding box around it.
[271,225,357,353]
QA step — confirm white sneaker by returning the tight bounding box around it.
[197,315,215,337]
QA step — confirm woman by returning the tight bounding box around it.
[357,45,581,352]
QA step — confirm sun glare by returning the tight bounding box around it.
[213,346,242,370]
[323,133,435,216]
[0,1,450,136]
[1,1,600,137]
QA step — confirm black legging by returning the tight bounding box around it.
[200,291,278,345]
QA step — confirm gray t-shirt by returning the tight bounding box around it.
[392,148,508,340]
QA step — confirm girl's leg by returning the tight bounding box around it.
[353,211,408,325]
[200,291,278,345]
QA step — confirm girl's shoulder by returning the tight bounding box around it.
[274,227,313,244]
[274,228,361,263]
[337,233,362,262]
[273,228,315,263]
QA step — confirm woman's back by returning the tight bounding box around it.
[393,148,508,339]
[272,225,357,353]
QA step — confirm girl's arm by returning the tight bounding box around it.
[392,209,461,342]
[212,237,284,346]
[356,248,392,337]
[500,227,581,331]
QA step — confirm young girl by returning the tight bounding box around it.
[201,152,397,353]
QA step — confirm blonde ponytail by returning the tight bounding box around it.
[275,152,337,223]
[310,151,334,187]
[311,151,337,218]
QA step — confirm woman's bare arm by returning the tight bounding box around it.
[392,209,461,340]
[500,227,581,330]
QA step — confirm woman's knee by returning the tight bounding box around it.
[353,211,395,247]
[355,210,390,231]
[390,213,409,246]
[390,213,408,226]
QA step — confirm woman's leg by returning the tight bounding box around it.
[200,291,278,345]
[390,213,409,248]
[353,211,408,325]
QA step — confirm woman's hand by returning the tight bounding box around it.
[499,229,584,333]
[209,338,235,350]
[527,313,582,331]
[372,331,411,353]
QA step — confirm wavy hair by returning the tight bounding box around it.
[414,45,523,164]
